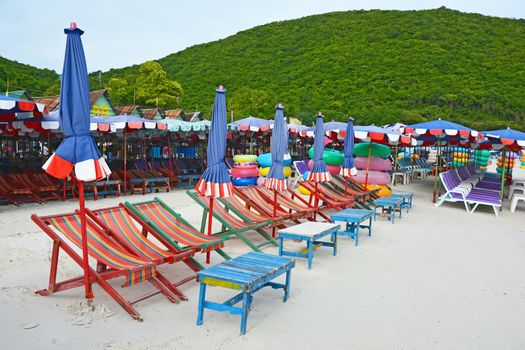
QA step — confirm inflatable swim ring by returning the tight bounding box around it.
[353,143,391,158]
[351,170,390,185]
[258,166,292,177]
[354,157,392,171]
[231,167,259,178]
[257,153,292,167]
[234,162,258,167]
[307,160,341,175]
[232,177,257,186]
[233,154,257,163]
[298,185,311,195]
[307,148,344,165]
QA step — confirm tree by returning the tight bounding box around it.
[107,78,129,105]
[44,80,61,96]
[135,61,182,108]
[229,87,276,118]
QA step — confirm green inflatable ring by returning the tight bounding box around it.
[233,154,257,163]
[307,148,344,165]
[353,143,391,158]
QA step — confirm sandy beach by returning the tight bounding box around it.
[1,175,524,350]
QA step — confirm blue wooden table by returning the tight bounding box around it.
[390,191,414,212]
[278,222,340,270]
[196,252,295,335]
[374,197,403,223]
[331,209,374,246]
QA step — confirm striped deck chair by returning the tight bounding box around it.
[0,174,42,205]
[186,190,278,252]
[317,181,373,210]
[17,173,60,200]
[331,174,379,199]
[88,206,199,300]
[322,180,375,210]
[234,186,299,222]
[31,212,185,321]
[125,198,231,263]
[256,186,331,221]
[298,180,354,211]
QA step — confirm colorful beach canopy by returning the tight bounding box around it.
[230,116,273,132]
[353,125,415,146]
[0,94,48,121]
[264,104,288,191]
[307,113,332,182]
[164,119,211,132]
[341,117,357,177]
[43,23,110,181]
[195,86,233,197]
[402,119,481,145]
[483,128,525,151]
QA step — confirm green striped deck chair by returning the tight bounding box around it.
[124,198,231,262]
[186,190,278,252]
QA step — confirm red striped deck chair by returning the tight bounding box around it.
[0,174,41,205]
[31,211,185,321]
[20,173,60,200]
[319,180,376,210]
[257,186,331,221]
[124,198,231,262]
[331,174,379,199]
[88,206,199,300]
[298,180,354,211]
[234,186,297,222]
[186,190,278,252]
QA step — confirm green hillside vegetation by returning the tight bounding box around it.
[1,8,524,130]
[0,56,58,96]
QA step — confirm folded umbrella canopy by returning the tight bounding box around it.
[308,113,332,182]
[264,104,288,191]
[42,23,111,301]
[341,117,357,177]
[195,86,232,263]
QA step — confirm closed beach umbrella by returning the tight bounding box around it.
[341,117,358,193]
[43,23,111,301]
[195,86,232,263]
[263,104,288,237]
[307,113,331,182]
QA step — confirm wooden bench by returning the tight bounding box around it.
[196,252,295,335]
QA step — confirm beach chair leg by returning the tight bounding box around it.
[149,277,179,304]
[215,248,231,260]
[196,282,206,326]
[283,270,291,302]
[240,292,249,335]
[154,272,188,301]
[307,240,313,270]
[256,228,278,247]
[43,240,60,293]
[97,277,142,321]
[234,230,262,252]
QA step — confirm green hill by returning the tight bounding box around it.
[0,56,58,96]
[2,8,525,130]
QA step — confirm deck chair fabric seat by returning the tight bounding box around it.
[234,186,298,221]
[31,212,187,320]
[124,198,230,262]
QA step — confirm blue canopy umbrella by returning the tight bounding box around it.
[483,127,525,203]
[340,117,358,194]
[195,86,232,263]
[42,23,111,301]
[307,113,332,183]
[263,104,288,237]
[307,113,331,214]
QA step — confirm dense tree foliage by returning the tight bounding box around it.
[1,8,524,130]
[0,56,58,96]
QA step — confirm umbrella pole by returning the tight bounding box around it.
[78,181,93,301]
[272,189,277,238]
[168,134,173,188]
[432,140,440,203]
[364,142,373,188]
[314,182,319,220]
[123,130,127,196]
[393,145,399,186]
[500,146,507,206]
[206,198,214,264]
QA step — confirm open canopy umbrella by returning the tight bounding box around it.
[229,116,273,132]
[195,86,232,263]
[308,113,332,182]
[42,22,111,301]
[341,117,357,177]
[483,128,525,151]
[0,94,48,121]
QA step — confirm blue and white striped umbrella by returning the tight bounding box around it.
[341,117,357,177]
[307,113,332,182]
[264,104,288,190]
[195,86,232,197]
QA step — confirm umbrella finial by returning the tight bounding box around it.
[347,116,354,122]
[216,85,226,92]
[70,22,77,29]
[316,112,324,118]
[275,103,284,109]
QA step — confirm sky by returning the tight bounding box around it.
[0,0,523,73]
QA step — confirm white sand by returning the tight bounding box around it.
[1,174,524,350]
